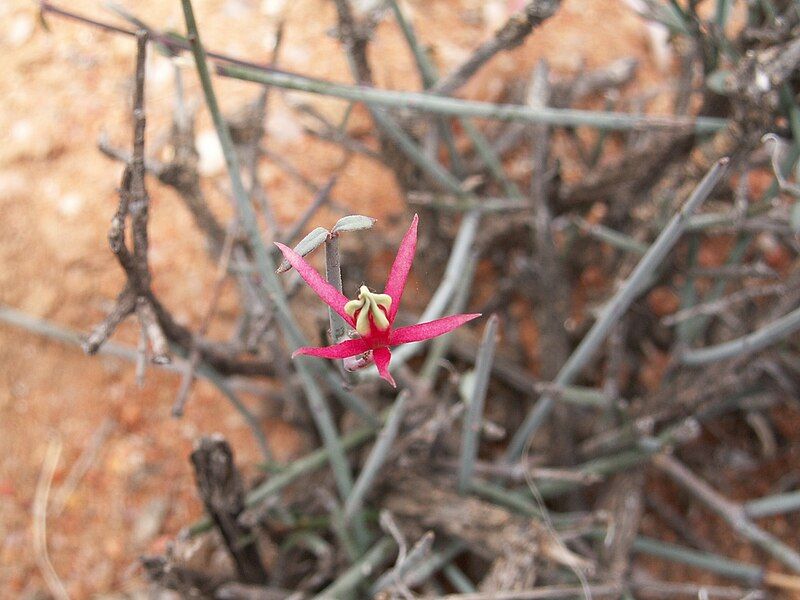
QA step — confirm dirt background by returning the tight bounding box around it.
[2,0,796,597]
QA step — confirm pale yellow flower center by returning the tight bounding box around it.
[344,285,392,336]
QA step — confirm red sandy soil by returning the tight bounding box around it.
[2,0,797,597]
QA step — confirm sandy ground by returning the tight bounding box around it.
[4,0,789,597]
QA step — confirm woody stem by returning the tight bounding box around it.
[325,234,348,345]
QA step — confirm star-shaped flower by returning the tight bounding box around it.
[275,215,481,386]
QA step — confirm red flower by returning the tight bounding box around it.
[275,215,481,387]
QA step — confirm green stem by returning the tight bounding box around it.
[312,536,395,599]
[505,159,729,461]
[681,304,800,366]
[343,392,409,522]
[180,0,354,510]
[458,315,499,493]
[218,63,727,133]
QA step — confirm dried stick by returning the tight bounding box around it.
[595,531,765,585]
[332,0,415,189]
[324,234,348,348]
[187,413,383,536]
[190,435,268,584]
[387,0,466,179]
[403,541,468,589]
[571,216,649,255]
[630,579,763,599]
[504,158,729,461]
[82,287,136,354]
[1,304,247,383]
[442,563,477,593]
[32,436,69,600]
[407,193,529,213]
[645,492,716,553]
[44,3,721,133]
[173,222,237,417]
[51,418,115,517]
[429,0,562,97]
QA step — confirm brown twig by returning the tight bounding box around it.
[173,222,238,417]
[85,32,277,380]
[190,435,269,584]
[429,1,562,97]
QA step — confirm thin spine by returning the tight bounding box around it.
[627,534,763,584]
[532,418,700,498]
[458,315,500,493]
[505,158,729,461]
[461,118,524,198]
[533,383,613,408]
[683,123,800,339]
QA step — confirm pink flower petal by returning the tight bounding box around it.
[275,242,354,326]
[383,214,418,322]
[372,346,395,387]
[292,338,372,359]
[389,313,481,345]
